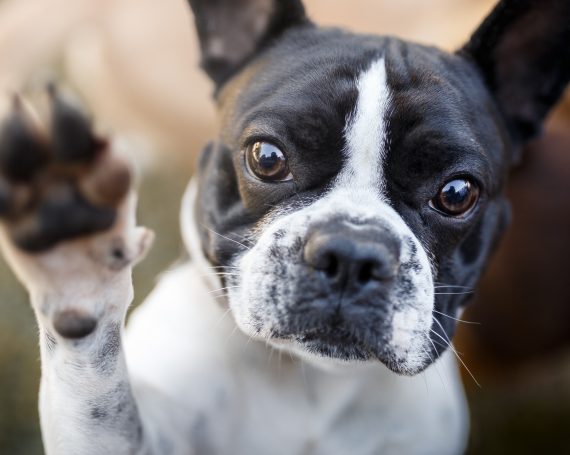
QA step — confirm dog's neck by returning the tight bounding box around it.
[181,177,434,375]
[180,178,222,291]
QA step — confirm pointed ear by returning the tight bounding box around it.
[460,0,570,147]
[187,0,309,87]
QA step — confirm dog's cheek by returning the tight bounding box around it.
[454,198,509,286]
[432,197,510,344]
[388,235,435,371]
[227,238,286,336]
[194,143,255,265]
[232,215,310,336]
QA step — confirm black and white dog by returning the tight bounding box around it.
[0,0,569,453]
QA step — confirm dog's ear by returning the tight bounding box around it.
[460,0,570,150]
[187,0,309,87]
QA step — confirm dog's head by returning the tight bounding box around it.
[186,0,570,374]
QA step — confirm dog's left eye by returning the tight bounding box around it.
[245,142,292,182]
[430,178,479,217]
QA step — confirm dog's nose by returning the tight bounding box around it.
[303,223,401,286]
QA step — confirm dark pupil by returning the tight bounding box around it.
[441,180,470,208]
[251,142,287,179]
[256,144,282,170]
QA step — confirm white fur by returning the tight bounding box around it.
[5,174,468,454]
[229,58,434,374]
[4,57,467,455]
[126,259,469,454]
[125,179,469,454]
[340,57,390,193]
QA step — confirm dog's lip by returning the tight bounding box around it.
[269,327,429,374]
[297,328,356,344]
[292,326,377,354]
[271,318,384,345]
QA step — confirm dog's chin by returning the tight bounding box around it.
[265,329,432,376]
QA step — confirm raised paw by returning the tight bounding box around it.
[0,88,153,340]
[0,88,130,252]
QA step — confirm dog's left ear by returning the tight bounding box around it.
[460,0,570,152]
[187,0,309,87]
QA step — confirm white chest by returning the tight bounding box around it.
[124,264,469,455]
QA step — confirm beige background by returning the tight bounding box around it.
[0,0,568,453]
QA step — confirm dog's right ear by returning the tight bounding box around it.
[460,0,570,151]
[187,0,309,88]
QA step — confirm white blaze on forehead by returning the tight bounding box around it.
[340,57,391,193]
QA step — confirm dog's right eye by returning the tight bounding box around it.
[245,141,292,182]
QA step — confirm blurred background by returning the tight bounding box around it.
[0,0,568,453]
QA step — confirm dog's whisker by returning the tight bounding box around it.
[434,285,473,290]
[432,318,465,356]
[202,225,252,251]
[210,293,230,302]
[419,346,433,395]
[212,307,233,329]
[245,334,255,347]
[434,282,473,290]
[432,309,480,325]
[430,328,480,388]
[434,291,474,296]
[208,286,241,295]
[201,272,241,279]
[224,325,239,346]
[425,339,449,392]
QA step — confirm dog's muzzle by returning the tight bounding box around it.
[303,220,401,289]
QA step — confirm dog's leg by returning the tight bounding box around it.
[0,92,155,454]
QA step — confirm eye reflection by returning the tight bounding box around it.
[431,178,479,216]
[246,141,292,182]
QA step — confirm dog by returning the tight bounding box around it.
[0,0,568,453]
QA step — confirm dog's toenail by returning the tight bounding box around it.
[53,310,97,339]
[0,100,48,181]
[0,177,13,216]
[49,87,103,163]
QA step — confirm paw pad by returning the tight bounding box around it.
[0,88,131,252]
[53,309,97,339]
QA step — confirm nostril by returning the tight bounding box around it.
[357,261,374,283]
[323,253,339,278]
[304,227,401,286]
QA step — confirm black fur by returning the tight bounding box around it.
[188,0,309,87]
[461,0,570,152]
[190,0,570,371]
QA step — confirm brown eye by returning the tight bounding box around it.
[431,178,479,217]
[245,141,292,182]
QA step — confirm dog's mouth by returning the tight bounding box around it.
[268,321,390,363]
[297,329,375,361]
[262,313,431,374]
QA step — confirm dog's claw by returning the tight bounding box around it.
[48,85,105,163]
[0,177,14,216]
[0,97,49,181]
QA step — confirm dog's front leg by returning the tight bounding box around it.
[25,201,152,455]
[0,93,155,454]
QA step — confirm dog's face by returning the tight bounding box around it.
[188,0,570,374]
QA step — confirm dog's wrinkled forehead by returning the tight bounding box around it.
[218,29,509,194]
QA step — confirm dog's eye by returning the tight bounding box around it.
[430,178,479,217]
[245,142,292,182]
